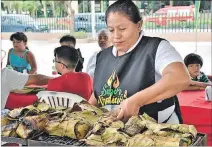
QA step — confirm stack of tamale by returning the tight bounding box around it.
[1,101,198,146]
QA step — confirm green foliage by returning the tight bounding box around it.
[61,32,87,39]
[73,31,87,39]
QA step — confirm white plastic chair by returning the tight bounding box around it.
[36,91,86,108]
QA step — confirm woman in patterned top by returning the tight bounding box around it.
[184,53,211,90]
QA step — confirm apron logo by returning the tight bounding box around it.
[98,71,128,106]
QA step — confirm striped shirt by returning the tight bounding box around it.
[192,71,209,83]
[1,68,29,108]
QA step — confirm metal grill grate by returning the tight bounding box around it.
[32,133,87,146]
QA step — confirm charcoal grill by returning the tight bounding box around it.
[1,132,207,146]
[28,132,87,146]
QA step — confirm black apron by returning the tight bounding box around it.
[94,36,183,123]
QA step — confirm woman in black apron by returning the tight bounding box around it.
[89,0,190,124]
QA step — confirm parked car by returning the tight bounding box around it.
[74,13,106,32]
[143,5,195,26]
[1,14,50,32]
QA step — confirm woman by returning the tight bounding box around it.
[7,32,37,74]
[89,0,190,124]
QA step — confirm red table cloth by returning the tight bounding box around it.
[177,90,212,146]
[5,85,47,109]
[5,93,38,110]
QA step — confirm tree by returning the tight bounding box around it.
[64,1,75,32]
[22,1,39,16]
[11,1,22,13]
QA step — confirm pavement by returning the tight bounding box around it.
[1,40,211,76]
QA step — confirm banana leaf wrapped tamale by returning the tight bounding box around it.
[127,134,155,146]
[33,101,51,112]
[124,115,145,136]
[127,134,192,146]
[16,114,48,138]
[67,110,100,126]
[84,128,129,146]
[1,121,19,137]
[152,135,192,146]
[85,115,124,138]
[7,105,40,120]
[82,134,105,146]
[72,101,104,115]
[142,119,197,139]
[101,128,129,146]
[1,109,11,127]
[45,117,91,139]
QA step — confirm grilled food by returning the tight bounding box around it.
[1,102,198,146]
[45,118,90,139]
[16,114,48,138]
[1,122,19,137]
[83,134,105,146]
[101,128,129,146]
[72,101,103,115]
[1,109,11,127]
[124,115,145,136]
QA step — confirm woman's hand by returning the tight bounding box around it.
[117,96,140,122]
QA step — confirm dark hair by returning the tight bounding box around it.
[184,53,203,67]
[10,32,28,43]
[59,35,76,47]
[54,46,79,69]
[10,32,29,50]
[105,0,142,24]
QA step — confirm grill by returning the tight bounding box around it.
[1,133,207,146]
[28,132,87,146]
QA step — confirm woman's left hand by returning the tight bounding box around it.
[117,96,140,122]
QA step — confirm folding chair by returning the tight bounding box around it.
[36,91,86,108]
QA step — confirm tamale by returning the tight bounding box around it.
[7,105,40,120]
[22,114,48,130]
[140,113,157,122]
[1,110,11,127]
[67,110,100,125]
[16,123,33,139]
[124,115,145,136]
[127,134,155,146]
[44,120,64,136]
[16,114,48,138]
[82,134,105,146]
[143,119,197,139]
[152,135,192,146]
[72,101,103,115]
[1,122,19,137]
[33,101,50,112]
[168,124,197,138]
[45,118,90,139]
[97,116,124,129]
[101,128,129,145]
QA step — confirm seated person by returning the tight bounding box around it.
[1,68,51,108]
[184,53,210,91]
[47,46,93,100]
[86,29,112,79]
[59,35,84,72]
[7,32,37,74]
